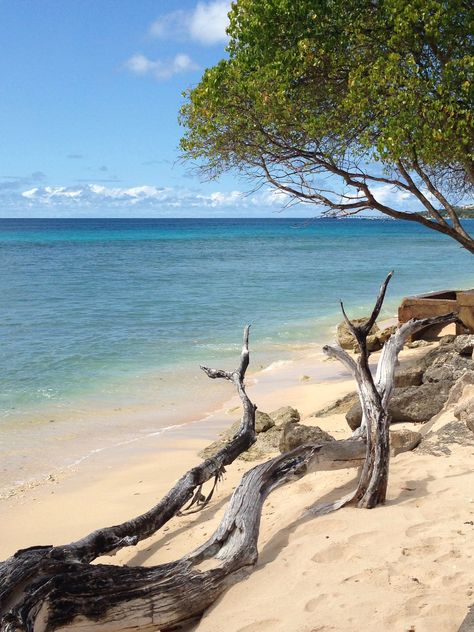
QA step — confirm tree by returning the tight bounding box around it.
[180,0,474,252]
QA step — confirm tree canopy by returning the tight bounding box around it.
[180,0,474,252]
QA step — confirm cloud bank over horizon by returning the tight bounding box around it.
[0,181,290,217]
[0,177,457,219]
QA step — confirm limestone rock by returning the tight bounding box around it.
[378,324,398,345]
[346,382,452,430]
[454,334,474,356]
[366,334,383,352]
[394,366,423,388]
[269,406,300,427]
[454,397,474,434]
[336,318,379,351]
[389,429,422,456]
[255,410,275,433]
[406,339,432,349]
[279,423,335,453]
[439,334,457,346]
[239,426,282,461]
[311,391,358,417]
[422,351,472,384]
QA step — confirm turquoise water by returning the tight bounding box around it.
[0,217,473,491]
[1,217,473,418]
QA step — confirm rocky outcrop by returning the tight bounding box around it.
[279,423,335,453]
[255,411,275,433]
[394,366,423,387]
[336,318,380,351]
[346,382,452,430]
[336,319,398,352]
[345,338,473,430]
[310,391,359,417]
[389,429,422,455]
[454,397,474,434]
[199,406,301,461]
[270,406,300,427]
[454,334,474,356]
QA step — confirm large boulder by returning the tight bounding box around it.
[336,318,380,351]
[454,334,474,356]
[346,382,452,430]
[255,410,275,433]
[279,423,335,453]
[269,406,300,427]
[310,391,359,417]
[394,366,423,388]
[422,351,472,384]
[390,429,422,455]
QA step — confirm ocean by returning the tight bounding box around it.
[1,217,473,493]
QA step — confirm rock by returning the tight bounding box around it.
[311,391,358,417]
[454,397,474,434]
[346,382,452,430]
[239,426,282,461]
[454,334,474,356]
[418,343,454,370]
[255,410,275,433]
[422,351,472,384]
[440,334,457,346]
[406,339,432,349]
[336,318,379,351]
[269,406,300,427]
[366,333,382,352]
[279,424,335,453]
[389,429,422,456]
[377,324,398,345]
[394,366,423,388]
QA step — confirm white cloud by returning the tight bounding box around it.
[14,183,286,215]
[124,53,199,80]
[371,184,414,206]
[189,1,231,45]
[150,1,230,46]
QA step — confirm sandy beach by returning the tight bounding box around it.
[2,338,474,632]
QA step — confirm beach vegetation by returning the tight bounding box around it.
[180,0,474,252]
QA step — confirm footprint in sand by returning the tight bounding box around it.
[405,521,432,538]
[311,543,346,563]
[304,594,327,612]
[401,537,439,557]
[346,530,378,546]
[434,548,462,562]
[237,620,279,632]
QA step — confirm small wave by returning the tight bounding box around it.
[260,359,294,372]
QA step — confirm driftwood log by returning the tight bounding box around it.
[0,278,458,631]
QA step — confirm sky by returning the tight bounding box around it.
[0,1,458,218]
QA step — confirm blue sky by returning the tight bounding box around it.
[0,1,458,218]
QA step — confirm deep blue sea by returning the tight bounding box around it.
[1,217,473,492]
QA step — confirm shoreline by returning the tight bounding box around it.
[0,338,349,504]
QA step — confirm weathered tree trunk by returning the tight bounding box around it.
[322,272,457,508]
[0,283,459,631]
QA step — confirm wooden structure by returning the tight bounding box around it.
[399,289,474,339]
